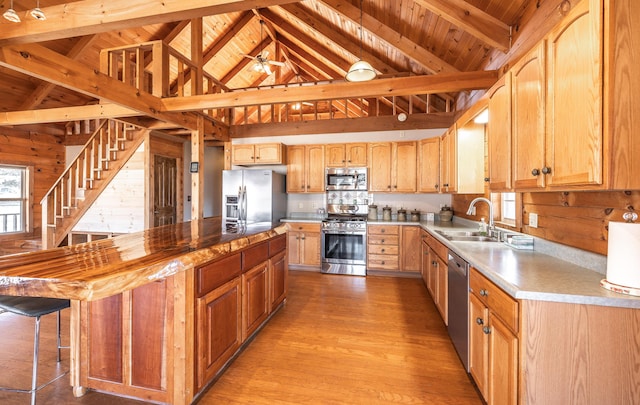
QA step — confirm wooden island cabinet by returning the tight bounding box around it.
[0,218,288,405]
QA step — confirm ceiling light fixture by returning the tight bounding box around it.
[3,0,20,23]
[345,0,376,82]
[30,0,46,21]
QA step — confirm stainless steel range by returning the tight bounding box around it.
[321,186,369,276]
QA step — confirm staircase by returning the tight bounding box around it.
[41,119,149,249]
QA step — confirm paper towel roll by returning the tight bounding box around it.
[606,221,640,289]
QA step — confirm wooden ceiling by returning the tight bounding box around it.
[0,0,568,136]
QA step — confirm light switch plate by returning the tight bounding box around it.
[530,213,538,228]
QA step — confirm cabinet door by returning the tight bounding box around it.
[418,137,440,193]
[242,261,269,341]
[512,42,546,190]
[255,143,282,164]
[393,141,417,192]
[401,226,421,271]
[487,74,512,191]
[469,293,489,401]
[435,254,448,324]
[306,145,325,192]
[420,239,430,286]
[196,277,242,389]
[232,145,256,165]
[270,250,287,311]
[300,231,321,266]
[325,144,346,167]
[546,0,603,187]
[346,143,368,166]
[286,145,306,193]
[440,128,457,193]
[369,142,392,192]
[427,248,438,299]
[488,315,518,405]
[287,231,302,265]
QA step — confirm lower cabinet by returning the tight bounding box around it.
[469,267,519,405]
[421,231,448,324]
[401,226,421,272]
[269,249,287,311]
[367,225,400,270]
[286,222,321,268]
[242,261,269,341]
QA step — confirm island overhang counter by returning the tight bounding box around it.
[0,217,289,405]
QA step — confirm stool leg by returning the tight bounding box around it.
[31,315,41,405]
[56,310,61,363]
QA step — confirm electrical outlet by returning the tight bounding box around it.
[529,213,538,228]
[298,202,304,209]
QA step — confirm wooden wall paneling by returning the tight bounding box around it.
[84,294,123,383]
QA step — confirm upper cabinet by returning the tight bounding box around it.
[325,143,368,167]
[231,143,285,166]
[418,137,440,193]
[457,114,487,194]
[368,142,417,193]
[440,128,457,193]
[286,145,325,193]
[487,74,512,191]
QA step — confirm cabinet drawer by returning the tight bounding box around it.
[197,253,242,297]
[368,244,399,255]
[367,225,399,235]
[425,232,448,261]
[269,234,287,255]
[368,235,399,245]
[470,268,519,334]
[368,254,399,269]
[242,241,269,271]
[286,223,321,233]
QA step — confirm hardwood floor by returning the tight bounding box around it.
[0,271,481,404]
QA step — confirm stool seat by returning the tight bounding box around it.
[0,296,70,317]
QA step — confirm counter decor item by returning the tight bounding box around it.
[410,209,421,222]
[382,206,392,221]
[439,205,453,222]
[601,212,640,296]
[397,208,407,222]
[368,205,378,221]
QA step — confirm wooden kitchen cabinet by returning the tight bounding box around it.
[367,224,400,271]
[486,73,512,191]
[469,267,519,405]
[242,260,269,341]
[286,222,321,268]
[440,128,457,193]
[420,231,430,287]
[368,141,417,192]
[401,226,421,272]
[325,143,368,167]
[232,143,284,165]
[418,137,440,193]
[421,231,448,324]
[269,249,287,311]
[286,145,325,193]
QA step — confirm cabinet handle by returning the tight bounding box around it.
[348,160,352,163]
[483,326,491,335]
[480,289,488,297]
[443,183,449,187]
[476,317,484,325]
[381,229,385,233]
[381,239,385,243]
[531,168,540,176]
[434,184,439,189]
[381,261,385,265]
[433,261,438,267]
[255,156,260,160]
[394,185,398,189]
[542,166,552,174]
[381,248,385,253]
[301,237,306,240]
[306,185,310,189]
[387,185,392,189]
[484,177,490,182]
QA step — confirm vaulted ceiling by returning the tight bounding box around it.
[0,0,567,137]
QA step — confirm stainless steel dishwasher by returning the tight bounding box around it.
[447,250,469,372]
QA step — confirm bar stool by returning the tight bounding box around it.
[0,296,70,405]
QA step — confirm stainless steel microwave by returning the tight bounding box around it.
[325,167,367,191]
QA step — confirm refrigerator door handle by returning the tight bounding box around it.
[242,186,248,223]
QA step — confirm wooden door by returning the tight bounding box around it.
[546,0,603,187]
[469,293,489,401]
[305,145,325,193]
[418,137,440,193]
[346,143,368,166]
[286,145,305,193]
[512,42,546,190]
[231,145,255,165]
[242,261,269,341]
[153,155,177,227]
[325,144,346,167]
[368,142,392,192]
[487,74,512,191]
[393,142,417,192]
[488,315,518,405]
[255,143,282,164]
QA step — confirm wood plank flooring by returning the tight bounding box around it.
[0,271,481,404]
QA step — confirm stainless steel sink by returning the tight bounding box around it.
[435,230,498,242]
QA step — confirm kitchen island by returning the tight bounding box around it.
[0,217,288,405]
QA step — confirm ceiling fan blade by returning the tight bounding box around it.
[263,63,273,75]
[268,60,286,67]
[241,54,255,60]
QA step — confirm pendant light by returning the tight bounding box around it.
[345,0,376,82]
[31,0,46,21]
[3,0,20,23]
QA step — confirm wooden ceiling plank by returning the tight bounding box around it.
[203,11,254,63]
[320,0,459,74]
[0,0,301,46]
[277,35,343,78]
[0,43,200,131]
[220,36,273,84]
[161,70,498,111]
[413,0,510,51]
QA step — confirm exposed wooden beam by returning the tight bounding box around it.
[161,70,498,111]
[0,0,301,46]
[320,0,459,74]
[277,35,343,78]
[413,0,510,52]
[0,104,138,126]
[221,37,273,84]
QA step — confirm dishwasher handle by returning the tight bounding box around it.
[448,252,469,277]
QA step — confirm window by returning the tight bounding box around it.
[501,192,517,223]
[0,165,28,234]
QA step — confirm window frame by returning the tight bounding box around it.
[491,191,522,231]
[0,164,33,238]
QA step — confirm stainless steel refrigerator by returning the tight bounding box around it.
[222,170,287,232]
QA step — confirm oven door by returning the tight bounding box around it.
[321,230,367,276]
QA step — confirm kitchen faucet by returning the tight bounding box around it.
[466,197,494,235]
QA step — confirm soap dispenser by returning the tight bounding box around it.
[479,218,487,235]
